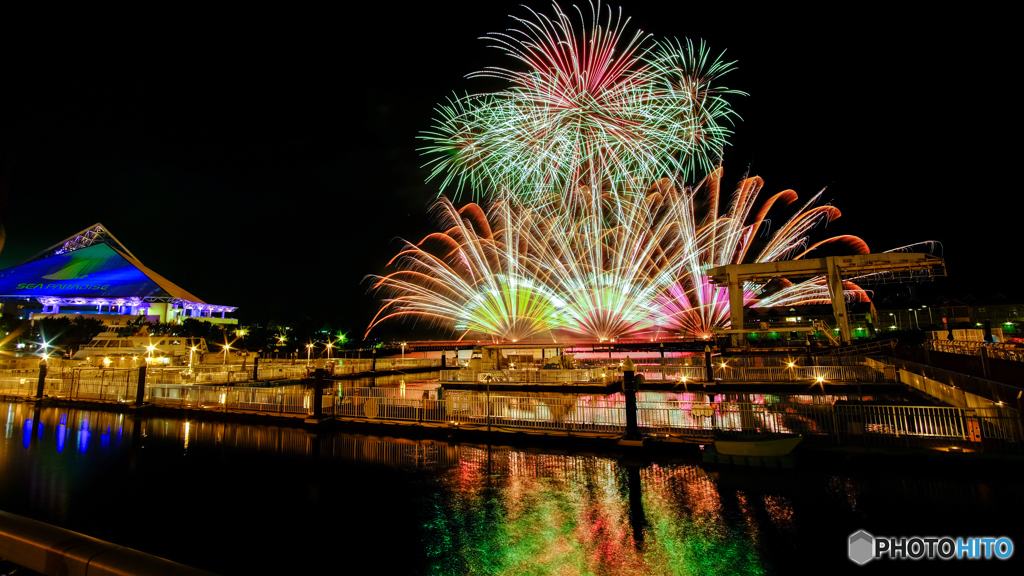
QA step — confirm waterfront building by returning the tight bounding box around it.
[745,302,880,340]
[0,223,237,326]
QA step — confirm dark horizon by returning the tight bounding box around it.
[2,3,1016,337]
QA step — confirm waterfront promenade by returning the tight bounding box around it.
[1,355,1020,453]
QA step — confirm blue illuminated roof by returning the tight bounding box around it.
[0,243,204,301]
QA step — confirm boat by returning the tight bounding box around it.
[72,330,210,363]
[714,434,802,457]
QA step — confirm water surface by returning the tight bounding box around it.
[1,402,1020,575]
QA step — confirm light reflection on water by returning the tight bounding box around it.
[1,401,1022,575]
[422,449,770,575]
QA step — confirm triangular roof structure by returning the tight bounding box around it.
[0,243,204,302]
[19,223,138,265]
[0,224,231,310]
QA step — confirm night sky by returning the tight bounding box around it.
[2,4,1016,338]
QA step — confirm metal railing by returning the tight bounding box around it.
[439,363,895,384]
[440,369,594,383]
[63,368,140,402]
[0,369,62,397]
[713,364,896,382]
[145,385,311,414]
[0,510,216,576]
[317,386,1021,448]
[888,357,1024,407]
[4,371,1019,448]
[927,340,1024,362]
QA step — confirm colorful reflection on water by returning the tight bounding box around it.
[1,401,1022,575]
[421,449,771,575]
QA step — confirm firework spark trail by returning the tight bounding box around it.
[367,169,871,340]
[420,1,744,202]
[369,3,911,341]
[365,198,563,341]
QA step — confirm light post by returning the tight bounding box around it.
[147,345,156,362]
[222,344,231,365]
[890,313,899,330]
[186,346,197,383]
[924,305,933,326]
[401,342,407,361]
[306,343,314,364]
[325,342,333,359]
[911,308,920,330]
[484,374,492,432]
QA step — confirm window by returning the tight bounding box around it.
[121,340,133,347]
[105,341,120,348]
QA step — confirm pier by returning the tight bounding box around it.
[2,353,1020,453]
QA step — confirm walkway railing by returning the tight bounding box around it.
[439,364,895,384]
[320,386,1021,448]
[0,369,62,397]
[440,369,593,384]
[712,364,896,382]
[3,371,1019,448]
[145,385,311,414]
[888,357,1024,406]
[332,358,442,374]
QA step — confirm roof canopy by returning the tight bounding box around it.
[0,224,232,309]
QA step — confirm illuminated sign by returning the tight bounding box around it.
[0,244,169,298]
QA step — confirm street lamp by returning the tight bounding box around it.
[910,308,920,330]
[923,305,933,326]
[890,313,899,330]
[325,342,333,359]
[306,343,314,364]
[222,344,231,365]
[401,342,407,361]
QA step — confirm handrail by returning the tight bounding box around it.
[0,509,217,576]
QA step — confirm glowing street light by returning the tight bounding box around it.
[222,344,231,365]
[325,342,334,359]
[146,345,156,360]
[306,343,314,364]
[401,342,407,361]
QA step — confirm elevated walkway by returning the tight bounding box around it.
[708,253,945,346]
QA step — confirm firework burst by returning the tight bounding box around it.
[367,169,871,341]
[420,2,744,201]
